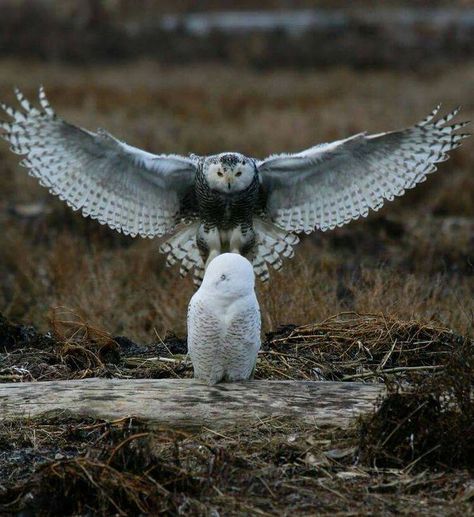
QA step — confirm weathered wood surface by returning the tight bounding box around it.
[0,379,384,429]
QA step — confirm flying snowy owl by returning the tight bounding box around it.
[0,88,469,283]
[187,253,261,385]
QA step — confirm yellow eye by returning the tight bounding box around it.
[217,171,223,177]
[235,171,242,177]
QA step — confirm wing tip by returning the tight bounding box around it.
[0,101,16,118]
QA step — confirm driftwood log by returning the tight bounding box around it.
[0,379,384,429]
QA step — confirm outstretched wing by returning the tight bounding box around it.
[258,106,470,233]
[0,88,198,238]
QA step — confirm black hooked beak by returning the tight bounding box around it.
[227,182,231,190]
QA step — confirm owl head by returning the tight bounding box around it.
[201,252,255,297]
[203,153,256,194]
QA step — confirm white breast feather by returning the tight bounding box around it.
[187,276,261,385]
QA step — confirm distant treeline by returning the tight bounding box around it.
[1,2,473,67]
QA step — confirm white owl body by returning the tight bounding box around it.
[187,253,261,385]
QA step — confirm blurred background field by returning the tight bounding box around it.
[0,5,473,339]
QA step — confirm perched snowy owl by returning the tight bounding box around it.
[187,253,261,385]
[0,89,469,283]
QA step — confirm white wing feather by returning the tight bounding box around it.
[0,88,198,238]
[258,106,470,233]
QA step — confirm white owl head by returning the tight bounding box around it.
[201,253,255,296]
[203,153,256,194]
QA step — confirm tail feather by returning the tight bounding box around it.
[252,219,299,282]
[159,223,204,285]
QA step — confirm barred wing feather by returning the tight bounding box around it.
[258,106,470,233]
[0,88,197,238]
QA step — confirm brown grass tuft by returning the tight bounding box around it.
[358,339,474,470]
[259,312,467,383]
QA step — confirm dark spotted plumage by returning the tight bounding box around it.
[217,152,241,169]
[195,164,259,231]
[0,89,469,284]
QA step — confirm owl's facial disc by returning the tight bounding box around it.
[204,153,255,194]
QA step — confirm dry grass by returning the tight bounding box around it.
[359,338,474,470]
[1,309,469,386]
[1,309,473,515]
[258,313,467,382]
[0,411,472,516]
[0,59,473,342]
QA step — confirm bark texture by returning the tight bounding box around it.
[0,379,384,429]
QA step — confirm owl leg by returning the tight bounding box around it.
[229,226,256,258]
[197,224,221,268]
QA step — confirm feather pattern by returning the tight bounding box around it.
[0,91,469,285]
[258,106,470,233]
[159,222,205,285]
[0,88,198,238]
[251,219,299,282]
[187,254,261,385]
